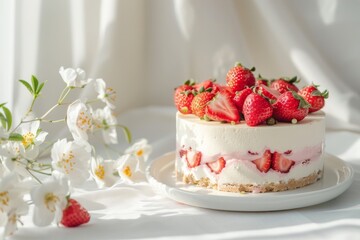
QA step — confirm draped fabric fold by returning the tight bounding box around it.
[0,0,359,133]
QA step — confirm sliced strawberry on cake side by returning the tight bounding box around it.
[251,149,272,173]
[186,151,202,168]
[205,92,240,124]
[206,157,226,174]
[272,152,295,173]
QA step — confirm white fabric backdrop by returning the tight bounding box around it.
[0,0,359,132]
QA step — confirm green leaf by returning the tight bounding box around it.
[118,125,132,143]
[0,112,6,129]
[31,75,39,92]
[8,133,24,142]
[2,106,12,130]
[0,102,6,108]
[19,80,33,94]
[36,82,45,94]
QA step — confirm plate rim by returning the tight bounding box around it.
[146,152,354,211]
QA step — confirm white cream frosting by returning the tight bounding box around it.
[176,111,326,187]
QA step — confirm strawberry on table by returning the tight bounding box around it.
[186,151,202,168]
[205,92,240,124]
[243,93,273,126]
[270,76,300,94]
[226,62,256,93]
[233,88,253,113]
[251,150,272,173]
[191,91,215,118]
[61,198,90,227]
[273,91,310,123]
[298,84,329,113]
[272,152,295,173]
[206,157,226,174]
[174,80,195,114]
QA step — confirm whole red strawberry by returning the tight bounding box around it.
[243,93,273,126]
[194,79,216,92]
[273,91,310,122]
[270,76,300,94]
[298,84,329,113]
[174,80,195,114]
[233,88,252,113]
[191,91,215,118]
[61,198,90,227]
[205,92,240,124]
[226,63,256,92]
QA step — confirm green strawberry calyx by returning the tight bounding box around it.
[291,91,311,109]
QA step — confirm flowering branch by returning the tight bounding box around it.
[0,67,152,238]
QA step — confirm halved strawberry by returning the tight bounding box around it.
[205,92,240,124]
[206,157,226,174]
[186,151,202,168]
[272,152,295,173]
[233,88,253,113]
[251,150,272,173]
[255,84,281,101]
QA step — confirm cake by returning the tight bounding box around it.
[174,62,329,193]
[176,111,325,193]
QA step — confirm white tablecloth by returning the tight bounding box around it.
[11,107,360,240]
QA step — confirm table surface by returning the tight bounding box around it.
[11,106,360,240]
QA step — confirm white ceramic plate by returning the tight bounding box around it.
[146,152,354,211]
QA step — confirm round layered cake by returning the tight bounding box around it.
[176,111,325,193]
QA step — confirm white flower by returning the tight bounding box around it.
[0,142,29,178]
[125,139,152,172]
[17,115,48,160]
[91,106,118,144]
[94,79,116,109]
[90,156,119,188]
[67,100,92,141]
[59,66,90,87]
[115,154,145,183]
[30,174,69,226]
[51,139,91,186]
[0,173,29,237]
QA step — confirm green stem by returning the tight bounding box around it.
[25,168,42,184]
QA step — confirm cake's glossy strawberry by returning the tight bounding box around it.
[273,91,310,123]
[194,79,215,92]
[255,84,280,101]
[61,198,90,227]
[206,157,226,174]
[174,80,195,114]
[185,151,202,168]
[298,84,329,113]
[191,91,215,118]
[233,88,252,113]
[270,76,300,94]
[226,63,256,92]
[243,93,273,126]
[272,152,295,173]
[205,92,240,124]
[251,150,272,173]
[256,75,269,86]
